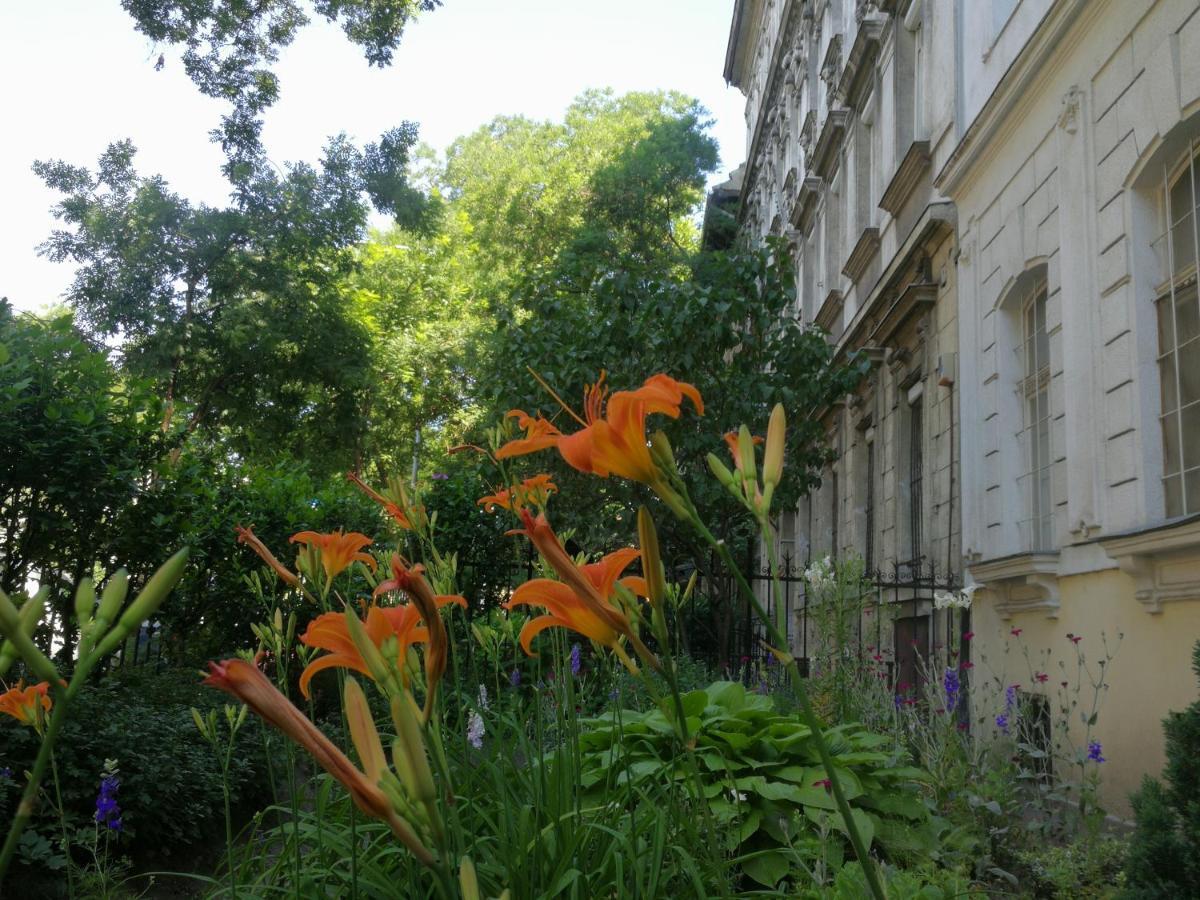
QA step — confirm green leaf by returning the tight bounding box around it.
[741,850,791,887]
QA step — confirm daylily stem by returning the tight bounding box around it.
[677,493,887,900]
[0,680,71,883]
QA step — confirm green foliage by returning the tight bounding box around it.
[1122,640,1200,898]
[34,133,430,470]
[0,668,267,870]
[574,680,941,890]
[0,301,163,645]
[1013,837,1127,899]
[121,0,440,172]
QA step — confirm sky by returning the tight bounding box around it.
[0,0,747,313]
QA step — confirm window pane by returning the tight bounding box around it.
[1182,402,1200,470]
[1163,411,1181,475]
[1180,340,1200,406]
[1165,473,1184,518]
[1170,211,1196,275]
[1160,350,1179,412]
[1176,285,1200,344]
[1157,295,1175,349]
[1187,470,1200,517]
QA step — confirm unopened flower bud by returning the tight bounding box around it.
[763,403,786,489]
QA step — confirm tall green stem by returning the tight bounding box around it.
[49,750,74,899]
[683,505,886,900]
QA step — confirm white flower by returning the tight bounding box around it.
[934,585,977,610]
[477,683,489,709]
[727,789,748,802]
[467,710,485,749]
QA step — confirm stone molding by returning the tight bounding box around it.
[1098,515,1200,613]
[878,140,931,216]
[969,552,1062,619]
[842,226,881,283]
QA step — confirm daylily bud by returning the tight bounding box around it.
[737,425,758,498]
[117,548,188,631]
[93,550,189,659]
[0,588,50,677]
[763,403,786,489]
[95,570,129,633]
[74,578,96,634]
[344,607,395,692]
[344,677,387,782]
[648,430,678,477]
[191,706,210,741]
[390,693,437,807]
[273,607,283,634]
[707,453,737,492]
[636,507,668,612]
[459,856,480,900]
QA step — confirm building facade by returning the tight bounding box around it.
[722,0,1200,813]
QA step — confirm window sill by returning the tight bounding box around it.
[1098,513,1200,613]
[967,551,1061,619]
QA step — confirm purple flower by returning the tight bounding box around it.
[509,668,521,688]
[1087,741,1105,763]
[467,711,485,750]
[0,767,11,781]
[608,688,619,701]
[95,775,122,831]
[431,472,450,480]
[569,642,582,677]
[995,714,1009,734]
[943,668,960,712]
[893,694,904,710]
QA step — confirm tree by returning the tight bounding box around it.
[1123,640,1200,898]
[121,0,441,174]
[0,300,164,655]
[439,89,719,303]
[34,132,431,470]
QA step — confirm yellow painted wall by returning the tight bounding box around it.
[970,570,1200,818]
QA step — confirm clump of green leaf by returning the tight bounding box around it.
[574,680,942,890]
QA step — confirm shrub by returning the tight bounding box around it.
[574,680,942,890]
[1122,640,1200,898]
[0,667,267,874]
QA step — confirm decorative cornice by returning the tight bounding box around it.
[836,14,886,109]
[811,108,850,179]
[874,280,937,343]
[1098,514,1200,613]
[842,226,881,283]
[836,201,955,355]
[815,288,844,334]
[878,140,931,216]
[791,175,824,232]
[968,552,1062,619]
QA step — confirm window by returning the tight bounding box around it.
[864,439,876,571]
[831,467,840,557]
[1154,146,1200,517]
[908,397,924,564]
[1018,275,1054,549]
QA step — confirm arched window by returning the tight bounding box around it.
[1016,270,1053,550]
[1153,145,1200,518]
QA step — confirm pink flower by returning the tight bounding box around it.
[1035,672,1049,684]
[963,631,975,641]
[813,779,832,793]
[960,661,974,671]
[1068,634,1082,645]
[1010,628,1023,637]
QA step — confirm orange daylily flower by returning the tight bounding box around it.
[235,525,301,588]
[0,680,51,728]
[299,603,437,699]
[506,510,657,672]
[374,557,467,716]
[203,658,433,865]
[346,472,424,531]
[289,529,377,582]
[496,373,703,486]
[477,474,558,513]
